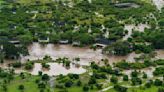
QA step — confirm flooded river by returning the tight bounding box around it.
[22,42,142,64]
[1,43,164,76]
[31,63,86,76]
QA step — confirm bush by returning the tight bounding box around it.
[123,75,129,81]
[24,62,34,70]
[65,80,73,87]
[42,74,49,81]
[83,85,89,92]
[155,59,164,65]
[38,71,42,76]
[154,79,162,86]
[158,88,164,92]
[88,77,97,85]
[153,67,164,76]
[110,76,118,84]
[131,77,142,85]
[18,85,24,90]
[77,80,82,86]
[114,85,127,92]
[145,82,151,88]
[68,74,79,79]
[38,82,46,88]
[143,72,147,79]
[96,84,103,89]
[12,62,22,68]
[41,63,50,69]
[131,70,139,77]
[56,84,64,88]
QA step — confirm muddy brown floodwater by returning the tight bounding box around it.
[21,42,141,65]
[31,63,86,76]
[2,43,164,76]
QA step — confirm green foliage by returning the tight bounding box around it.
[83,85,89,92]
[18,34,33,45]
[103,41,132,56]
[153,67,164,76]
[41,74,49,81]
[158,87,164,92]
[65,80,74,88]
[151,33,164,49]
[131,70,139,77]
[123,75,129,81]
[114,85,127,92]
[155,59,164,65]
[18,84,24,90]
[12,62,22,68]
[110,75,118,84]
[131,77,142,85]
[24,61,34,70]
[154,79,163,86]
[41,62,50,69]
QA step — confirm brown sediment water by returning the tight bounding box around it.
[22,43,140,64]
[31,63,86,76]
[156,50,164,59]
[2,43,164,76]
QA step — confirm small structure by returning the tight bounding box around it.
[72,41,81,46]
[38,37,49,43]
[9,40,22,47]
[115,3,140,8]
[94,38,114,48]
[0,45,3,51]
[59,40,69,44]
[9,40,20,44]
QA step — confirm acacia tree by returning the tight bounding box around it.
[103,41,132,56]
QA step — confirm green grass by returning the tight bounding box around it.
[128,86,159,92]
[54,86,99,92]
[106,86,159,92]
[0,74,50,92]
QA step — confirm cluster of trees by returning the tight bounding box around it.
[24,61,34,70]
[0,0,156,47]
[55,57,71,68]
[114,85,127,92]
[103,41,132,56]
[115,60,155,69]
[41,62,50,69]
[0,38,28,60]
[153,67,164,76]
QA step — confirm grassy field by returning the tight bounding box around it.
[106,86,159,92]
[0,74,50,92]
[128,86,159,92]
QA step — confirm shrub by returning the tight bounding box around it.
[12,62,22,68]
[42,74,49,81]
[114,85,127,92]
[18,85,24,90]
[110,76,118,84]
[83,85,89,92]
[123,75,129,81]
[65,80,73,87]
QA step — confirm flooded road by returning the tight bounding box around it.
[21,43,142,64]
